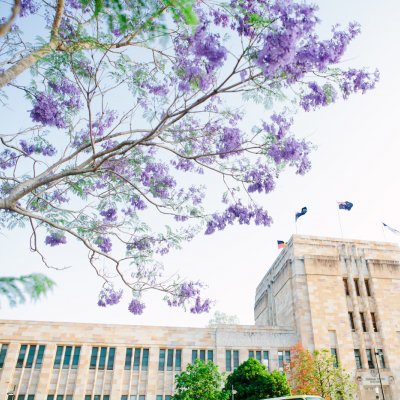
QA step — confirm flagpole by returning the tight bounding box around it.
[337,208,344,238]
[381,223,387,241]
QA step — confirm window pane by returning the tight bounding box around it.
[63,346,72,369]
[263,351,269,370]
[54,346,63,368]
[47,396,54,400]
[98,347,107,370]
[133,348,141,370]
[103,396,109,400]
[56,395,63,400]
[94,396,100,400]
[35,345,45,369]
[175,349,182,371]
[167,349,174,370]
[207,350,213,362]
[139,396,145,400]
[72,346,81,369]
[256,351,261,362]
[226,350,231,371]
[366,349,374,369]
[233,350,239,369]
[377,349,386,368]
[156,396,162,400]
[165,397,172,400]
[278,351,284,368]
[0,344,8,368]
[192,350,197,364]
[85,396,91,400]
[125,348,132,370]
[158,349,165,371]
[354,349,362,369]
[27,396,34,400]
[121,396,128,400]
[285,351,291,364]
[26,345,37,368]
[365,279,371,296]
[248,350,254,359]
[66,396,73,400]
[330,348,338,368]
[107,348,115,370]
[90,347,98,369]
[142,349,149,371]
[17,396,25,400]
[199,350,205,362]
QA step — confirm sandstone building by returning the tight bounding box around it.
[0,235,399,400]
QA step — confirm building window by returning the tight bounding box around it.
[248,350,254,359]
[167,349,174,371]
[208,350,214,362]
[330,348,338,368]
[139,396,145,400]
[89,347,114,370]
[366,349,374,369]
[278,351,284,371]
[343,278,349,296]
[63,346,72,369]
[72,346,81,369]
[158,349,166,371]
[27,397,34,400]
[263,351,269,370]
[16,344,45,369]
[98,347,107,370]
[285,351,291,365]
[226,350,232,371]
[134,348,141,371]
[233,350,239,369]
[26,345,36,368]
[90,347,98,369]
[354,278,360,296]
[376,349,386,369]
[365,279,371,296]
[142,348,149,371]
[0,344,8,368]
[125,348,132,370]
[125,348,148,371]
[35,345,45,369]
[17,345,27,368]
[54,346,63,368]
[371,312,378,332]
[354,349,362,369]
[348,312,355,331]
[360,312,367,332]
[192,349,213,363]
[107,347,115,370]
[249,350,262,362]
[175,349,182,371]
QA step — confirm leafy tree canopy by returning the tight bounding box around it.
[0,0,378,313]
[172,359,229,400]
[225,358,291,400]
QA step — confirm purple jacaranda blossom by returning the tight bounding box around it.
[45,233,67,246]
[97,287,123,307]
[0,150,17,170]
[128,298,146,315]
[100,208,117,223]
[30,93,66,128]
[211,9,230,27]
[141,163,176,199]
[20,140,57,157]
[246,164,275,194]
[52,191,69,204]
[340,68,380,99]
[217,127,242,158]
[171,158,195,172]
[97,236,112,253]
[167,281,211,314]
[263,113,293,141]
[66,0,82,9]
[174,215,189,222]
[130,196,147,210]
[20,0,39,17]
[300,82,337,111]
[190,297,211,314]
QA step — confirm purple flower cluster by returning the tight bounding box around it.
[45,233,67,246]
[30,93,66,129]
[245,163,275,194]
[141,163,176,199]
[217,127,242,158]
[263,113,293,141]
[100,208,118,223]
[205,202,272,235]
[97,236,112,253]
[128,298,146,315]
[300,82,337,111]
[20,0,39,17]
[130,196,147,210]
[49,80,82,109]
[0,150,17,170]
[97,287,123,307]
[190,297,211,314]
[340,68,380,99]
[20,140,56,157]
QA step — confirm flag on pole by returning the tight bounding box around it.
[277,240,286,249]
[382,222,400,236]
[295,207,308,221]
[338,201,353,211]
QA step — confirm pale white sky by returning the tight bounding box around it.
[1,0,400,327]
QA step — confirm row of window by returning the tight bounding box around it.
[47,396,73,400]
[343,278,371,297]
[54,346,81,369]
[125,348,149,370]
[348,311,378,332]
[16,345,45,369]
[13,396,34,400]
[156,396,171,400]
[84,396,110,400]
[192,349,214,363]
[158,349,182,371]
[90,347,115,370]
[120,396,145,400]
[354,348,385,369]
[0,344,8,368]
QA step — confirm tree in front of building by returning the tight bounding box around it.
[172,359,229,400]
[208,311,240,326]
[225,358,291,400]
[287,344,356,399]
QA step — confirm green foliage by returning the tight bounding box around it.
[0,273,56,307]
[225,358,291,400]
[172,359,229,400]
[208,311,240,326]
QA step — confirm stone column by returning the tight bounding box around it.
[73,345,91,399]
[35,343,57,400]
[0,342,20,399]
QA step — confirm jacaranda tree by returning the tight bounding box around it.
[0,0,378,313]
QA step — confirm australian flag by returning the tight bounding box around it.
[338,201,353,211]
[295,206,307,221]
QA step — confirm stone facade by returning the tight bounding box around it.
[0,235,399,400]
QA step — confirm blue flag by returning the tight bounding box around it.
[382,222,400,236]
[295,206,307,221]
[338,201,353,211]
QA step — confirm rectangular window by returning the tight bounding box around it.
[56,395,63,400]
[107,347,115,370]
[354,278,360,296]
[103,396,109,400]
[233,350,239,369]
[66,396,72,400]
[226,350,232,371]
[192,350,197,364]
[26,345,36,368]
[365,279,371,296]
[158,349,166,371]
[208,350,213,362]
[156,397,162,400]
[366,349,374,369]
[371,312,378,332]
[343,278,349,296]
[54,346,63,368]
[17,345,27,368]
[63,346,72,369]
[47,396,54,400]
[377,349,386,368]
[248,350,254,359]
[167,349,174,371]
[98,347,107,370]
[133,348,141,371]
[165,397,171,400]
[331,348,338,368]
[175,349,182,371]
[142,349,149,371]
[27,396,34,400]
[17,396,25,400]
[360,312,367,332]
[354,349,362,369]
[72,346,81,369]
[256,351,262,362]
[85,396,91,400]
[35,345,45,369]
[0,344,8,368]
[278,351,284,370]
[94,396,100,400]
[90,347,98,369]
[263,351,269,370]
[349,312,355,331]
[199,349,205,362]
[122,396,128,400]
[125,348,132,370]
[285,351,291,365]
[139,396,145,400]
